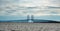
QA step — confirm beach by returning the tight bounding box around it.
[0,22,60,31]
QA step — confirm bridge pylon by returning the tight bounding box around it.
[27,15,34,22]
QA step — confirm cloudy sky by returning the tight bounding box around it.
[0,0,60,21]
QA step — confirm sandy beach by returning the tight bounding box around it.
[0,22,60,31]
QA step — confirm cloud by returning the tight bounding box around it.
[48,0,60,7]
[0,0,60,16]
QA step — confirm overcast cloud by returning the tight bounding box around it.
[0,0,60,16]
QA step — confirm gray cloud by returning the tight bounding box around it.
[0,0,60,16]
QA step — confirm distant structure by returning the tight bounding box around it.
[31,15,34,21]
[27,15,34,22]
[27,15,59,23]
[27,15,29,21]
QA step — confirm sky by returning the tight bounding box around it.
[0,0,60,21]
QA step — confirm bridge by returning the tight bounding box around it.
[27,15,60,23]
[27,15,34,22]
[0,15,59,23]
